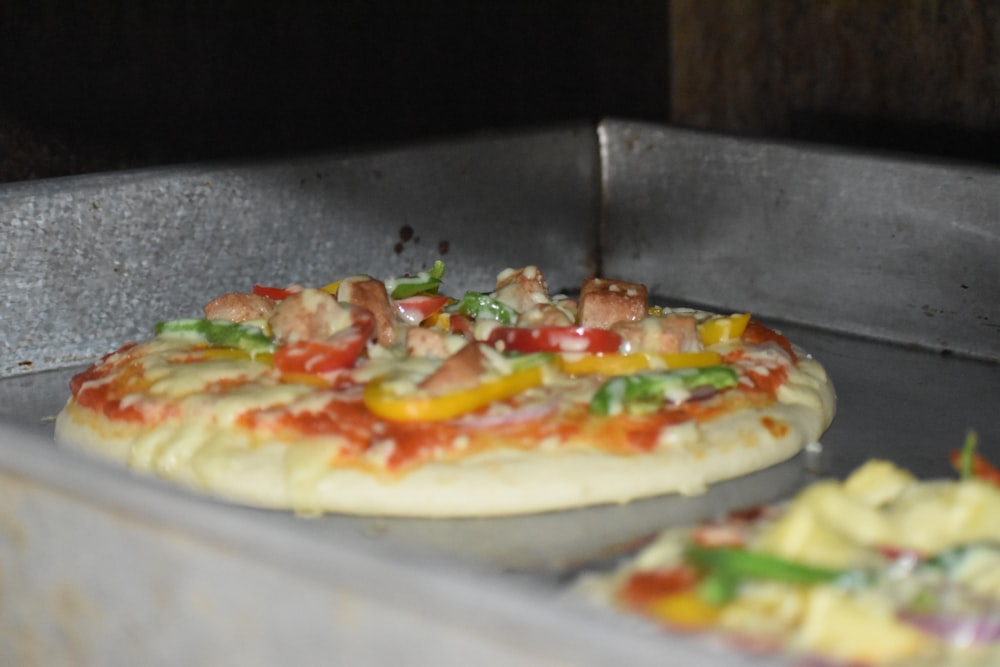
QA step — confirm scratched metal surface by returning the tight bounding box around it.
[0,421,696,667]
[5,319,997,576]
[3,121,1000,665]
[599,119,1000,362]
[1,124,599,375]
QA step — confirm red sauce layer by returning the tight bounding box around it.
[73,333,794,472]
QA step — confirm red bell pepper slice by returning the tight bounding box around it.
[394,294,450,323]
[252,284,293,301]
[274,334,368,375]
[949,449,1000,487]
[487,326,623,354]
[449,313,474,339]
[617,565,700,610]
[274,310,374,375]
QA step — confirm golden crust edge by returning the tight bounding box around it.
[54,363,835,518]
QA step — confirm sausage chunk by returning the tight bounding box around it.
[577,277,648,329]
[419,342,488,394]
[405,326,451,359]
[268,288,354,345]
[518,302,575,327]
[203,293,275,323]
[338,277,397,346]
[611,315,701,354]
[493,266,551,314]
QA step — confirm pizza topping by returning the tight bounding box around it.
[336,276,397,346]
[742,319,797,363]
[204,292,277,323]
[594,444,1000,665]
[418,342,490,394]
[697,312,751,346]
[486,326,623,354]
[449,291,518,325]
[611,314,701,355]
[492,265,552,313]
[404,326,453,358]
[66,264,833,492]
[273,336,369,376]
[521,303,577,328]
[686,545,844,604]
[558,351,723,377]
[449,397,559,429]
[250,284,294,301]
[155,319,275,357]
[267,288,359,345]
[616,566,720,632]
[590,366,739,416]
[394,294,451,324]
[383,259,445,299]
[577,276,649,329]
[80,264,795,440]
[897,606,1000,646]
[950,430,1000,487]
[363,362,546,422]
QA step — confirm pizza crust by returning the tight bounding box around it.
[55,353,834,517]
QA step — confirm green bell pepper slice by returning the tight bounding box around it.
[448,291,518,325]
[155,319,274,354]
[386,260,446,299]
[590,365,738,416]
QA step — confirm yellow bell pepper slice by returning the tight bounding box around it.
[698,313,751,346]
[278,371,335,387]
[321,280,341,295]
[647,590,721,631]
[423,312,451,330]
[363,365,545,422]
[558,351,722,377]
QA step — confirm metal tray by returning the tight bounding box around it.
[2,119,998,665]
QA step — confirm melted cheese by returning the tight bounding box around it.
[756,461,1000,566]
[57,299,836,518]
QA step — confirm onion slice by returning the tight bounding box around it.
[450,400,557,429]
[897,609,1000,646]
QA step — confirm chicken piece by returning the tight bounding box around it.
[419,342,488,394]
[338,276,397,346]
[405,326,452,359]
[577,277,648,329]
[267,288,355,345]
[517,302,575,327]
[493,266,552,314]
[611,315,701,354]
[203,293,275,323]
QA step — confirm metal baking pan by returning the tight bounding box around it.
[2,119,998,665]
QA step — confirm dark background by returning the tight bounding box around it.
[1,1,997,183]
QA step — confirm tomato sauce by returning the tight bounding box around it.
[241,397,592,471]
[69,342,140,396]
[71,344,159,423]
[622,410,693,451]
[384,421,461,469]
[617,566,699,609]
[760,416,790,438]
[274,399,372,438]
[743,365,789,396]
[742,320,797,363]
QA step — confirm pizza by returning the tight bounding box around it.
[55,262,835,517]
[583,434,1000,666]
